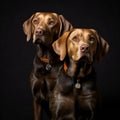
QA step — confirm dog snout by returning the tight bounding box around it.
[80,44,89,53]
[36,28,44,36]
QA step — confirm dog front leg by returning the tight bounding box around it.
[33,99,43,120]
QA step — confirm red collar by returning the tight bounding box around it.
[64,62,68,72]
[40,57,49,63]
[40,57,60,64]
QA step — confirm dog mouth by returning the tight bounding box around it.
[32,30,54,45]
[79,56,89,61]
[79,55,92,64]
[34,39,50,47]
[33,34,44,43]
[33,35,52,47]
[34,38,43,44]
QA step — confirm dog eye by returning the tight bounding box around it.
[72,36,79,42]
[48,19,55,25]
[89,36,95,44]
[32,19,39,25]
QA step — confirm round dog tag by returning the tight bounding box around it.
[75,83,81,89]
[46,64,52,71]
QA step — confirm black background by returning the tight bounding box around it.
[1,0,119,120]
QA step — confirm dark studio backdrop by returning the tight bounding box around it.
[1,0,119,120]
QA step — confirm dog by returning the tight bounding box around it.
[22,12,73,120]
[52,28,109,120]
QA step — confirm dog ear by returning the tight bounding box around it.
[22,15,34,42]
[95,31,110,62]
[58,15,73,37]
[52,32,70,61]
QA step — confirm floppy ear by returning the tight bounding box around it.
[22,15,34,42]
[96,33,110,62]
[58,15,73,37]
[52,32,70,61]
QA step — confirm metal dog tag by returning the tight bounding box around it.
[75,79,81,89]
[75,83,81,89]
[46,64,52,71]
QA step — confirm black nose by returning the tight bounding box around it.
[36,28,44,36]
[80,44,89,53]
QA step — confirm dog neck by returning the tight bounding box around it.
[64,58,93,78]
[36,44,60,64]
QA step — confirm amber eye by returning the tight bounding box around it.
[72,36,77,41]
[32,19,39,25]
[48,18,55,26]
[89,36,95,44]
[72,36,80,42]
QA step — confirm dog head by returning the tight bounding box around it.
[52,28,109,63]
[23,12,73,47]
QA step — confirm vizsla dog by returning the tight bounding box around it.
[52,28,109,120]
[22,12,73,120]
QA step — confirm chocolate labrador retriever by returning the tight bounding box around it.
[22,12,73,120]
[52,28,109,120]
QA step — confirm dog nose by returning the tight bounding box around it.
[36,28,44,36]
[80,44,89,53]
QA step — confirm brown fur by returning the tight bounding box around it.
[22,12,73,120]
[52,28,109,120]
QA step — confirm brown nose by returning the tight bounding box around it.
[36,28,44,36]
[80,44,89,53]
